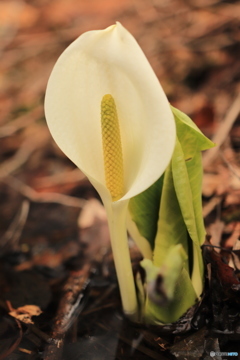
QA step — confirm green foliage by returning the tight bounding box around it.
[128,106,215,324]
[128,176,164,250]
[141,254,197,324]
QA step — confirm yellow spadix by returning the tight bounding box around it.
[101,94,124,201]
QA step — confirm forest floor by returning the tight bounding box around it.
[0,0,240,359]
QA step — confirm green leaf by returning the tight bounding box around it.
[141,246,197,324]
[144,268,197,324]
[171,106,215,246]
[153,159,190,272]
[170,138,203,296]
[142,245,188,300]
[128,107,214,257]
[171,105,215,154]
[128,176,164,250]
[128,106,214,323]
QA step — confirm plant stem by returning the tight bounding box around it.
[105,199,138,321]
[191,244,204,297]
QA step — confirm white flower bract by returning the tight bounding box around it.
[45,22,176,318]
[45,22,176,204]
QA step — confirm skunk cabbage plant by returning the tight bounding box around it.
[45,23,176,320]
[45,22,214,323]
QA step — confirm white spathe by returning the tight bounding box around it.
[45,22,176,204]
[45,22,176,319]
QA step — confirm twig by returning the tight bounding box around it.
[1,175,86,208]
[97,322,168,360]
[0,301,23,360]
[0,128,50,178]
[203,93,240,168]
[1,200,30,249]
[35,168,86,189]
[29,324,51,343]
[118,334,165,360]
[82,284,117,315]
[219,150,240,181]
[0,106,43,138]
[43,264,92,360]
[0,141,37,178]
[202,196,223,218]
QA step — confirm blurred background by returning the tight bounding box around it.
[0,1,240,358]
[1,0,240,240]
